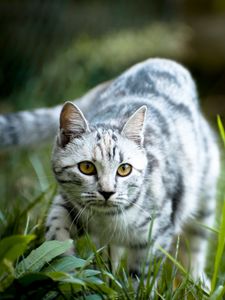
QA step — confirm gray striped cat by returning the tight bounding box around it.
[1,58,220,285]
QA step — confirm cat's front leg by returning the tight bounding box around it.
[45,195,78,255]
[127,223,174,292]
[127,247,149,279]
[127,246,163,285]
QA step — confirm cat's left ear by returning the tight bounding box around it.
[58,102,90,147]
[121,105,147,146]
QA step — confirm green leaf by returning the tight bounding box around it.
[47,271,86,287]
[0,235,35,276]
[0,235,35,261]
[84,276,103,285]
[63,277,86,286]
[59,281,83,294]
[15,239,73,277]
[46,271,72,281]
[43,255,86,273]
[82,269,101,277]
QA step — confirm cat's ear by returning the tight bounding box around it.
[121,105,147,146]
[58,102,89,147]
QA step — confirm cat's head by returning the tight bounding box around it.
[52,102,148,213]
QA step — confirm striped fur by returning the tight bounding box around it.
[47,59,220,284]
[1,58,220,284]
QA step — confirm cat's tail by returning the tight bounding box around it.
[0,81,110,149]
[0,105,62,149]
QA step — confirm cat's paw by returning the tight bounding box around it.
[199,273,211,293]
[191,271,211,293]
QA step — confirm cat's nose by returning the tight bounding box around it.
[98,191,115,201]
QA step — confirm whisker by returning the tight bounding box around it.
[107,214,118,245]
[121,207,129,242]
[122,199,147,215]
[69,206,87,234]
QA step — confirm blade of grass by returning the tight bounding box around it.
[210,285,225,300]
[157,245,188,276]
[217,116,225,147]
[29,153,50,192]
[211,117,225,293]
[210,199,225,293]
[193,221,219,234]
[19,184,57,219]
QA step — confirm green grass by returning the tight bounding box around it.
[0,120,224,299]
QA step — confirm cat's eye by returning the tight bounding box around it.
[78,161,97,176]
[117,163,132,177]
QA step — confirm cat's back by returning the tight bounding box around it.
[87,58,200,128]
[96,58,198,109]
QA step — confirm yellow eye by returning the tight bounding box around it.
[117,163,132,177]
[78,161,96,176]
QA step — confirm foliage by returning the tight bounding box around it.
[0,237,117,299]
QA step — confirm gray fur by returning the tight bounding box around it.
[1,58,220,285]
[48,59,220,284]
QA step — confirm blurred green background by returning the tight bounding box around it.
[1,0,225,116]
[0,0,225,238]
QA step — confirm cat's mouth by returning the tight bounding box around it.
[85,199,124,212]
[87,199,122,207]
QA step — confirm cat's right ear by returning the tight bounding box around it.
[58,102,89,147]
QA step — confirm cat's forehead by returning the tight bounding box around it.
[86,128,147,171]
[92,128,122,163]
[95,128,118,142]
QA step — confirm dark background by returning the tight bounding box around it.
[1,0,225,118]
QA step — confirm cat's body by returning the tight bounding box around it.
[1,58,220,284]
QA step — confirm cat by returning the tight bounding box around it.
[0,58,220,287]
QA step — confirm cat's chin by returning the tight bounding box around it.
[87,201,122,214]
